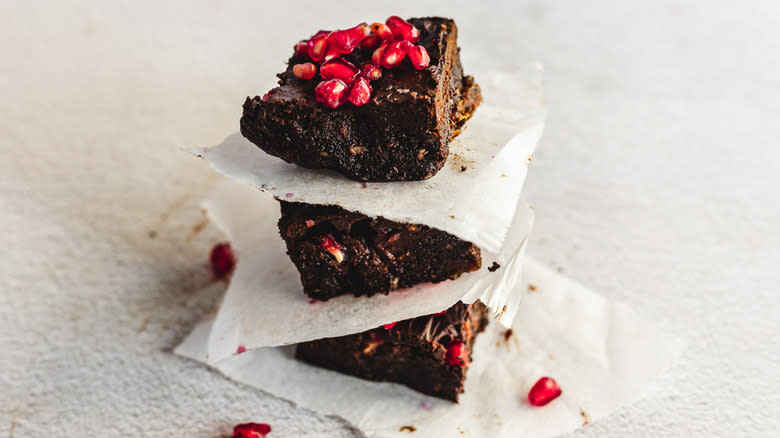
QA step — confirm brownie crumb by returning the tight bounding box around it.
[503,329,513,342]
[400,425,417,432]
[580,408,591,425]
[460,165,467,172]
[147,230,157,238]
[488,261,500,272]
[528,284,537,291]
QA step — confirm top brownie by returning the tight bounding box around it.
[240,17,482,182]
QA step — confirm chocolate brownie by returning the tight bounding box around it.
[241,17,482,182]
[278,201,481,300]
[296,301,488,402]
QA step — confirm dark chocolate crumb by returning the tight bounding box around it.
[400,425,417,432]
[503,329,513,342]
[580,408,591,425]
[488,261,500,272]
[147,230,157,238]
[460,165,467,172]
[528,284,537,291]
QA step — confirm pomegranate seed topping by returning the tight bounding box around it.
[319,233,346,262]
[433,310,447,316]
[320,58,360,84]
[304,219,315,228]
[361,63,382,81]
[445,339,469,367]
[294,41,309,58]
[232,423,271,438]
[315,79,350,109]
[261,90,273,102]
[322,46,341,62]
[381,40,412,69]
[382,322,397,330]
[372,41,389,65]
[327,23,370,55]
[307,32,329,62]
[361,34,381,50]
[210,242,235,278]
[528,377,562,406]
[292,62,317,80]
[235,345,246,355]
[386,16,420,42]
[370,22,394,41]
[348,77,372,107]
[408,45,430,70]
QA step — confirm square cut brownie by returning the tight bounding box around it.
[241,16,482,182]
[278,201,481,301]
[296,300,488,402]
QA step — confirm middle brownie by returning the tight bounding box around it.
[278,200,482,300]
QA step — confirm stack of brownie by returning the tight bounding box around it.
[241,16,491,402]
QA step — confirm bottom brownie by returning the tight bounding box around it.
[295,300,488,402]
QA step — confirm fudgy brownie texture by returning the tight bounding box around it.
[241,17,482,182]
[296,301,488,402]
[278,201,482,300]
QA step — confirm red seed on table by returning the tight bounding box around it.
[528,377,562,406]
[210,242,235,278]
[232,422,271,438]
[235,345,246,355]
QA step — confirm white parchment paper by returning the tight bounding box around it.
[192,67,545,254]
[176,257,682,438]
[202,180,533,362]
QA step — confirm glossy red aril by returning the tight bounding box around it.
[210,242,235,278]
[381,40,412,69]
[408,45,430,69]
[382,322,397,330]
[445,339,468,367]
[318,233,346,262]
[307,31,329,62]
[361,34,381,50]
[232,423,271,438]
[386,16,420,42]
[370,22,394,41]
[528,377,562,406]
[292,62,316,80]
[348,77,372,107]
[361,63,382,81]
[327,23,370,54]
[433,310,447,316]
[315,79,350,109]
[372,41,389,65]
[294,41,308,58]
[320,58,360,84]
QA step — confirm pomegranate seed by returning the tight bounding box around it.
[235,345,246,355]
[445,339,469,367]
[528,377,562,406]
[387,232,400,242]
[261,90,273,102]
[323,46,341,62]
[210,242,235,278]
[381,40,412,69]
[370,22,394,41]
[348,77,372,107]
[232,423,271,438]
[320,58,360,85]
[386,16,420,42]
[371,41,389,65]
[315,79,350,109]
[360,34,381,50]
[433,310,447,316]
[360,63,382,81]
[307,32,329,62]
[294,41,309,58]
[304,219,315,228]
[408,45,430,70]
[382,322,397,330]
[327,23,370,55]
[319,233,346,262]
[292,62,317,80]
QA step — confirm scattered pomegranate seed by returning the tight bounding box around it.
[261,90,273,102]
[360,34,381,50]
[315,79,350,109]
[232,422,271,438]
[235,345,246,355]
[292,62,317,80]
[381,40,412,69]
[294,41,309,58]
[408,45,430,70]
[382,322,397,330]
[371,41,389,65]
[348,77,372,107]
[528,377,562,406]
[210,242,235,278]
[387,232,400,242]
[320,58,360,85]
[360,63,382,81]
[327,23,370,55]
[308,297,319,304]
[304,219,315,228]
[307,31,329,62]
[386,16,420,42]
[445,339,469,367]
[370,22,394,41]
[319,233,346,262]
[433,310,447,316]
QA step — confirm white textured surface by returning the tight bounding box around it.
[1,1,778,437]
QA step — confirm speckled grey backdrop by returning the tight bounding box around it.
[1,1,778,436]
